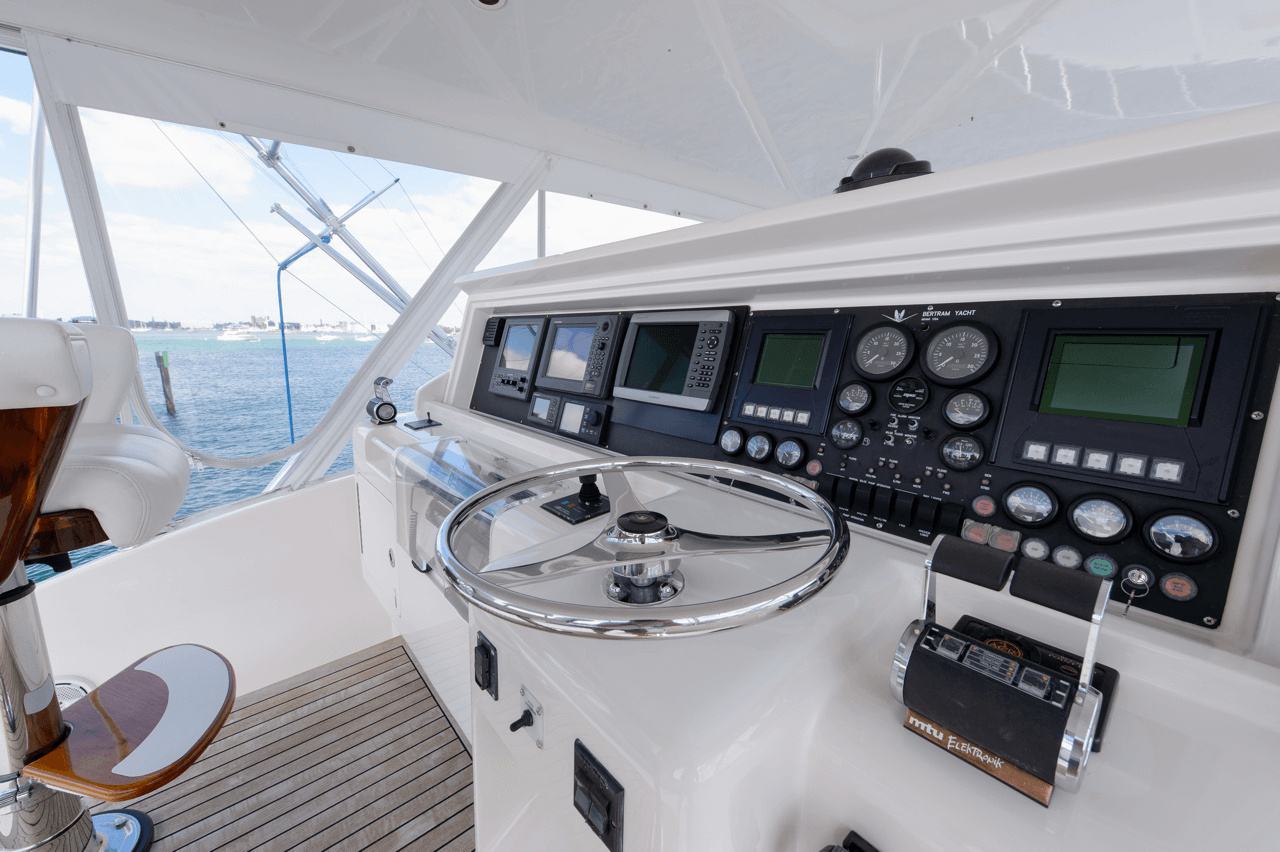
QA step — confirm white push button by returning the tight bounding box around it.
[742,403,756,417]
[767,407,782,421]
[1117,455,1147,476]
[1022,441,1049,462]
[1084,450,1112,472]
[1151,459,1185,483]
[1052,445,1080,467]
[795,411,811,427]
[781,409,795,424]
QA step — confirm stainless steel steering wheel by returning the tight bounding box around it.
[435,457,849,638]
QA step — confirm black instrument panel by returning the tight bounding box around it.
[470,295,1280,630]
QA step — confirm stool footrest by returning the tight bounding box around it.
[24,645,235,801]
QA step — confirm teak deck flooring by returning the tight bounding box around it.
[92,638,475,852]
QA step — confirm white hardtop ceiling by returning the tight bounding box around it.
[6,0,1280,221]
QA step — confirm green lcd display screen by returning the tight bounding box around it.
[754,333,825,390]
[1038,334,1207,426]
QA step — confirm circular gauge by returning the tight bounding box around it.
[939,434,984,471]
[1021,537,1050,561]
[1068,496,1132,543]
[829,419,863,450]
[853,324,915,380]
[921,323,999,386]
[719,428,744,456]
[745,433,772,462]
[837,382,873,415]
[1052,544,1083,570]
[888,377,930,413]
[775,439,806,470]
[1002,483,1058,527]
[1144,512,1218,563]
[1084,553,1119,579]
[942,390,990,430]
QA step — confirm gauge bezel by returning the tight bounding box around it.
[1001,481,1059,528]
[1066,494,1133,544]
[719,427,744,456]
[887,376,930,413]
[837,381,873,415]
[774,438,806,470]
[919,321,1000,387]
[828,418,863,450]
[745,432,773,462]
[1142,509,1219,564]
[941,389,991,430]
[938,433,985,471]
[851,322,916,381]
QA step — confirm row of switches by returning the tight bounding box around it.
[825,478,964,538]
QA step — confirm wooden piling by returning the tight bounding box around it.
[155,351,176,416]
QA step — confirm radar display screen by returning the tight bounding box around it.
[500,323,539,371]
[1038,334,1206,426]
[622,324,698,395]
[545,326,596,382]
[753,333,825,390]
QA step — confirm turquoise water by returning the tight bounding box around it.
[29,330,451,580]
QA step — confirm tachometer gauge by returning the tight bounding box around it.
[745,433,772,462]
[939,434,984,471]
[774,439,806,469]
[921,323,999,386]
[1003,483,1058,527]
[837,382,873,415]
[942,390,990,429]
[1068,496,1132,543]
[829,419,863,450]
[1144,512,1217,562]
[853,324,915,380]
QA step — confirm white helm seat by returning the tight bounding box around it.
[40,324,190,550]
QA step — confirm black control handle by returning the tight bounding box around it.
[1010,557,1106,621]
[928,534,1016,591]
[509,709,534,732]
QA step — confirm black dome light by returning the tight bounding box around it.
[834,147,932,193]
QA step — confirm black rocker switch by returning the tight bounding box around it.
[509,709,534,732]
[573,740,624,852]
[474,632,498,701]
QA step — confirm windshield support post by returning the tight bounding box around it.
[23,83,44,318]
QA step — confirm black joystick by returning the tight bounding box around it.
[578,474,602,506]
[509,709,534,732]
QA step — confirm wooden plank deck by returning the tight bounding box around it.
[93,638,475,852]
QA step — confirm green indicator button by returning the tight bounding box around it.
[1086,554,1118,578]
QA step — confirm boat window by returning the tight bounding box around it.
[75,107,479,515]
[0,51,92,322]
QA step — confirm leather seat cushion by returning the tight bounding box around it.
[43,424,190,549]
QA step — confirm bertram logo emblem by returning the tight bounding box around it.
[884,309,917,323]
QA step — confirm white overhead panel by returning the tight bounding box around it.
[8,0,1280,219]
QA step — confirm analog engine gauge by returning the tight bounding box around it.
[853,324,915,380]
[745,433,772,462]
[942,390,990,430]
[921,323,999,386]
[1003,483,1058,527]
[719,428,744,455]
[1144,512,1217,562]
[837,382,873,415]
[939,434,984,471]
[1068,496,1132,543]
[775,439,806,469]
[829,419,863,450]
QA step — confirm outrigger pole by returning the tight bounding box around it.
[244,136,457,356]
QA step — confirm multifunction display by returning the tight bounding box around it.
[613,309,734,412]
[1037,334,1207,427]
[535,314,621,398]
[488,316,547,400]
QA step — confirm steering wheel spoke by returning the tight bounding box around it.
[600,469,646,520]
[670,527,832,560]
[481,538,619,588]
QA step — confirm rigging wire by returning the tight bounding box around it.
[330,151,436,270]
[375,158,447,257]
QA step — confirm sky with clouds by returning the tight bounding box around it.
[0,51,692,330]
